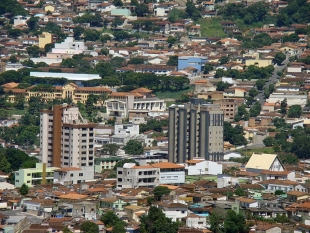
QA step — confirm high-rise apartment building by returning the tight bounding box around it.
[168,99,224,163]
[40,104,96,168]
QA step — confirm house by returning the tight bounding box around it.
[236,197,258,209]
[117,162,185,189]
[155,202,188,222]
[185,158,222,175]
[245,153,285,173]
[170,23,185,33]
[100,198,128,210]
[259,179,299,192]
[223,88,246,98]
[15,163,59,188]
[39,32,58,49]
[153,4,173,16]
[287,191,310,202]
[178,56,208,72]
[183,213,208,229]
[53,167,95,185]
[94,157,122,173]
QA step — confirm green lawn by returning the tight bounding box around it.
[198,18,226,38]
[238,147,275,157]
[165,101,175,108]
[6,108,27,116]
[154,85,193,100]
[186,175,217,183]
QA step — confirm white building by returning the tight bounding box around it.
[51,37,86,55]
[13,15,30,27]
[40,104,96,169]
[105,96,166,118]
[116,162,185,189]
[185,214,208,229]
[156,202,188,222]
[185,158,222,175]
[236,197,258,209]
[266,93,307,106]
[53,167,95,185]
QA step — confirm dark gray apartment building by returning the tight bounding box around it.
[168,98,224,163]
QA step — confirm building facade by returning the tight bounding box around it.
[15,163,58,188]
[40,104,96,168]
[168,99,224,163]
[178,56,208,72]
[116,162,185,189]
[5,82,111,105]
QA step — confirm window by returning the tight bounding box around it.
[70,174,74,177]
[27,181,30,183]
[79,173,83,176]
[27,173,31,176]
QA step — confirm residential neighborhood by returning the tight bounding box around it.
[0,0,310,232]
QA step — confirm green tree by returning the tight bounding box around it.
[214,69,226,79]
[61,58,77,68]
[291,134,310,159]
[101,211,121,227]
[256,79,265,90]
[273,52,286,65]
[113,0,123,6]
[112,221,126,233]
[7,29,22,39]
[263,137,275,147]
[19,183,29,195]
[62,227,73,233]
[0,156,11,173]
[234,187,245,196]
[249,101,262,117]
[84,29,100,41]
[186,0,201,21]
[219,56,230,64]
[216,81,230,91]
[167,56,178,66]
[135,3,149,17]
[140,206,179,233]
[280,98,287,114]
[273,117,286,128]
[154,186,171,201]
[101,144,119,156]
[9,55,18,63]
[26,45,40,57]
[203,63,214,74]
[287,105,302,118]
[208,210,224,233]
[123,140,144,155]
[27,16,39,30]
[167,36,177,48]
[113,159,139,171]
[14,96,25,110]
[224,210,246,233]
[73,26,85,40]
[80,221,99,233]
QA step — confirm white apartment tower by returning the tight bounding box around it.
[40,104,96,168]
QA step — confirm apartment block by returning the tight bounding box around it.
[214,98,244,122]
[168,99,224,163]
[40,104,96,168]
[116,162,185,189]
[15,163,58,188]
[53,167,95,185]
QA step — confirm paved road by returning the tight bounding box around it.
[256,57,290,105]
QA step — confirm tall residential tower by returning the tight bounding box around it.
[40,104,95,168]
[168,99,224,163]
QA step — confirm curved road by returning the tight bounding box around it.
[256,57,290,105]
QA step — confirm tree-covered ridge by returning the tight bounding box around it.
[0,0,27,16]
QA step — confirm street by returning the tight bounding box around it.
[256,57,290,105]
